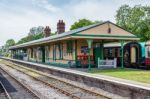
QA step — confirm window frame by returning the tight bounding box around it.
[67,40,73,54]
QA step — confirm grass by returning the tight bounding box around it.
[91,68,150,84]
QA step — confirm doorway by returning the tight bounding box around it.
[93,47,101,66]
[131,46,136,63]
[41,47,45,63]
[93,43,103,67]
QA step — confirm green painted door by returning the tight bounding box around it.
[41,47,45,63]
[94,48,101,66]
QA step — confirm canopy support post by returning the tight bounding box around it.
[120,40,124,69]
[86,39,93,72]
[100,41,104,60]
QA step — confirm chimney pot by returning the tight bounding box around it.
[57,20,65,34]
[44,26,51,37]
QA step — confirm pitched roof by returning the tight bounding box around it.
[9,21,139,49]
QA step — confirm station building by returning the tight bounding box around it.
[9,20,140,68]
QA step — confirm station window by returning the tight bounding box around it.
[31,48,33,58]
[115,48,118,57]
[104,49,108,58]
[33,49,36,58]
[118,48,121,57]
[109,48,112,57]
[59,44,63,59]
[67,41,73,53]
[55,44,63,59]
[120,48,122,56]
[45,46,50,60]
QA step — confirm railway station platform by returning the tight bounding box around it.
[1,57,150,99]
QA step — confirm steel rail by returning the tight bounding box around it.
[0,81,11,99]
[1,62,82,99]
[0,66,41,99]
[2,60,112,99]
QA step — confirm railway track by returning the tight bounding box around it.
[0,64,42,99]
[0,81,11,99]
[1,60,112,99]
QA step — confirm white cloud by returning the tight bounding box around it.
[69,0,116,21]
[0,0,149,46]
[32,0,60,12]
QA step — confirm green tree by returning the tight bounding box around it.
[5,39,15,47]
[1,39,15,57]
[70,19,102,30]
[17,33,44,44]
[116,5,150,41]
[116,5,131,30]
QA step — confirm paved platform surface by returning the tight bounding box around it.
[2,57,150,90]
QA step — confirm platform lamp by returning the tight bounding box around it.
[86,39,93,72]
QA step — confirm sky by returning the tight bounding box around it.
[0,0,150,46]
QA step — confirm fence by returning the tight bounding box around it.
[98,58,117,68]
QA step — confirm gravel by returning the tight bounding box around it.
[0,64,70,99]
[49,75,129,99]
[1,59,129,99]
[5,63,108,99]
[0,69,36,99]
[0,83,7,99]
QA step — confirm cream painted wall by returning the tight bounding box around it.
[27,39,93,64]
[46,41,76,64]
[79,23,135,36]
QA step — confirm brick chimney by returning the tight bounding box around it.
[44,26,51,37]
[57,20,65,34]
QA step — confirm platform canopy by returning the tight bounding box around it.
[9,21,140,50]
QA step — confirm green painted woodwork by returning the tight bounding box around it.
[88,48,91,71]
[75,40,78,67]
[17,50,19,59]
[67,40,73,53]
[100,43,104,59]
[53,43,63,60]
[120,40,124,68]
[94,48,101,66]
[93,42,104,67]
[61,43,63,59]
[41,47,45,63]
[45,46,50,62]
[86,39,93,71]
[86,39,93,48]
[53,44,56,61]
[71,34,139,38]
[9,21,139,51]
